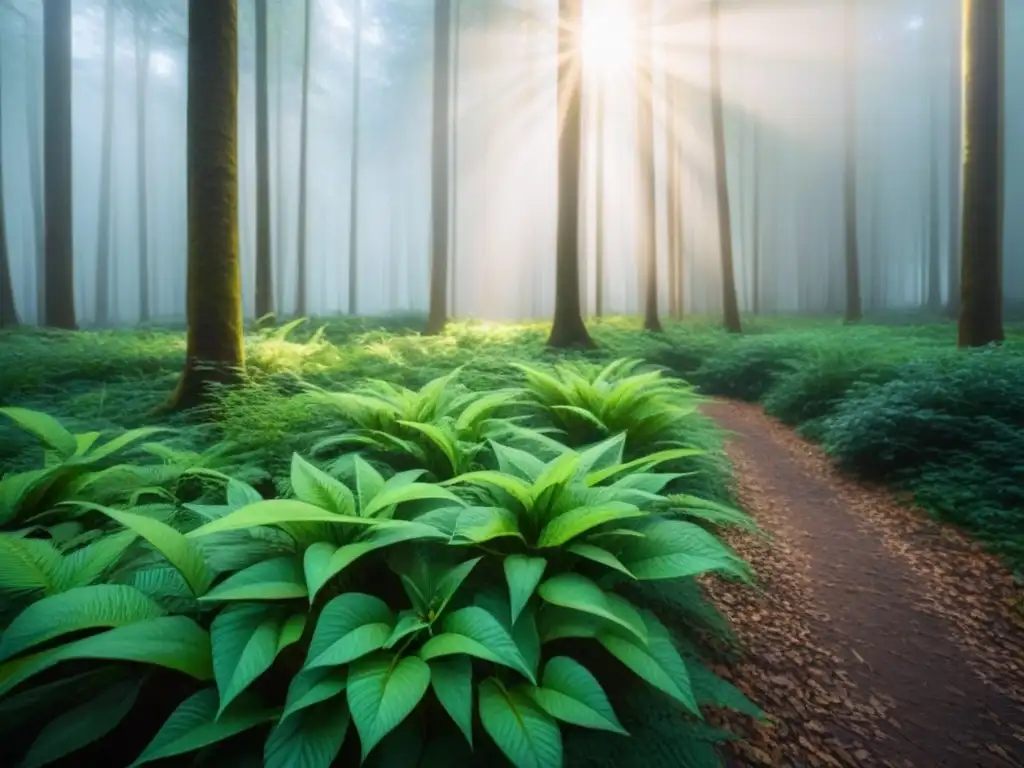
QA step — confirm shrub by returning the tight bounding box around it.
[690,337,807,401]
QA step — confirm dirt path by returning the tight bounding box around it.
[702,400,1024,768]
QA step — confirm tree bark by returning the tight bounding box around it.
[43,0,77,329]
[94,0,116,327]
[637,0,662,332]
[842,0,862,323]
[946,4,962,317]
[594,83,605,319]
[425,0,452,336]
[166,0,244,410]
[958,0,1003,347]
[0,27,20,328]
[254,0,273,319]
[926,73,942,312]
[347,0,364,315]
[448,0,461,319]
[665,74,680,320]
[134,2,152,323]
[274,7,286,314]
[709,0,741,334]
[294,0,312,316]
[751,120,761,315]
[547,0,593,349]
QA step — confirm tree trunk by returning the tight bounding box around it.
[347,0,363,315]
[709,0,741,334]
[547,0,593,349]
[274,8,286,314]
[24,20,45,323]
[254,0,273,319]
[134,2,152,323]
[946,5,962,317]
[448,0,461,319]
[294,0,312,316]
[842,0,862,323]
[594,83,605,319]
[958,0,1003,347]
[425,0,452,336]
[665,74,680,320]
[43,0,77,330]
[0,31,20,328]
[926,75,942,312]
[94,0,116,327]
[637,0,662,332]
[166,0,244,410]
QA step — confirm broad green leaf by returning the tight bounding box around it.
[282,668,348,720]
[212,604,305,715]
[478,678,562,768]
[290,454,357,516]
[227,478,263,509]
[306,593,395,669]
[504,555,547,624]
[0,584,166,662]
[347,653,431,760]
[529,657,627,735]
[573,433,627,477]
[489,441,546,482]
[537,502,646,548]
[512,608,541,680]
[200,557,307,602]
[397,420,461,474]
[687,657,764,718]
[73,503,213,597]
[361,480,464,519]
[0,616,212,697]
[351,455,387,512]
[419,606,535,683]
[531,451,582,500]
[0,535,61,595]
[84,427,172,462]
[20,677,143,768]
[0,407,77,458]
[567,543,635,579]
[384,611,429,649]
[429,656,473,746]
[265,699,351,768]
[585,448,705,486]
[53,530,137,590]
[536,607,607,644]
[537,574,646,644]
[432,556,482,617]
[131,688,275,766]
[443,471,533,509]
[618,519,752,582]
[439,505,523,545]
[187,499,380,538]
[667,493,761,533]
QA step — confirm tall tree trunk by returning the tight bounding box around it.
[709,0,741,333]
[637,0,662,332]
[842,0,862,323]
[274,9,286,314]
[946,5,962,317]
[0,31,20,328]
[547,0,593,348]
[665,74,680,320]
[926,74,942,312]
[43,0,77,329]
[347,0,363,315]
[958,0,1003,347]
[134,2,152,323]
[295,0,312,316]
[25,20,45,323]
[448,0,461,319]
[95,0,116,327]
[167,0,243,410]
[751,120,761,315]
[594,84,605,319]
[254,0,273,319]
[425,0,452,336]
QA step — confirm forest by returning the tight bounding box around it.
[0,0,1021,766]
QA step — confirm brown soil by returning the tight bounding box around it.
[702,400,1024,768]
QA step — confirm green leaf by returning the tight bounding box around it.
[419,606,535,683]
[585,448,705,486]
[567,543,636,579]
[73,503,213,597]
[361,480,464,519]
[574,433,627,477]
[264,699,351,768]
[537,574,647,644]
[131,688,275,766]
[478,678,562,768]
[0,407,77,458]
[212,604,305,715]
[350,455,387,511]
[227,478,263,509]
[20,677,143,768]
[187,499,380,538]
[529,657,627,735]
[443,471,533,509]
[537,502,646,548]
[347,653,432,760]
[504,555,547,625]
[429,656,473,746]
[0,584,166,662]
[200,557,307,602]
[306,593,394,669]
[432,556,482,617]
[282,668,348,720]
[618,519,752,582]
[54,530,137,590]
[489,441,546,482]
[687,657,764,719]
[384,610,429,649]
[290,454,357,516]
[0,616,212,698]
[0,535,62,595]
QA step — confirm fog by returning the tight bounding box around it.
[0,0,1021,326]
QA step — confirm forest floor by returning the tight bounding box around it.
[703,400,1024,768]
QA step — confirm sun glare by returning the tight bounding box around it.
[581,0,634,78]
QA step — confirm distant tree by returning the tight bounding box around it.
[166,0,243,409]
[347,0,364,315]
[547,0,593,348]
[134,0,153,323]
[274,4,286,313]
[294,0,312,316]
[447,0,461,318]
[958,0,1003,347]
[43,0,76,330]
[94,0,117,326]
[665,72,682,319]
[842,0,862,323]
[750,121,761,315]
[254,0,273,319]
[946,6,962,317]
[0,15,19,328]
[636,0,662,332]
[594,80,606,319]
[425,0,452,336]
[708,0,741,334]
[926,73,942,312]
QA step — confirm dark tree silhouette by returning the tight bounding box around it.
[842,0,862,323]
[425,0,452,336]
[254,0,273,318]
[295,0,312,316]
[134,0,152,323]
[94,0,117,326]
[0,24,19,328]
[636,0,662,332]
[347,0,364,315]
